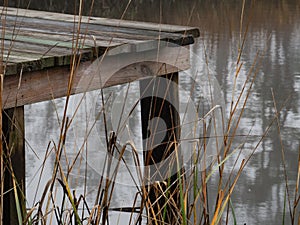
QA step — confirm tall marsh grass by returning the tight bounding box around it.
[0,1,300,225]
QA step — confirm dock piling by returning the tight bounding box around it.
[2,107,26,225]
[140,72,182,224]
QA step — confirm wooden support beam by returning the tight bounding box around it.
[2,106,25,225]
[140,72,182,224]
[3,45,190,109]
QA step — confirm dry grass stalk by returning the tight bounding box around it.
[1,1,298,225]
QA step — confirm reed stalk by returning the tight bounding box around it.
[1,1,298,224]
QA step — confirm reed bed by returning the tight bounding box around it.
[0,1,299,225]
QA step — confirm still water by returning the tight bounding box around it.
[22,1,300,224]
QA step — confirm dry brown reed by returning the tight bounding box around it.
[0,1,299,225]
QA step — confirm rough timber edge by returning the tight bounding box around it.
[1,6,200,38]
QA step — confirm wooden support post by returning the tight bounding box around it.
[2,106,25,225]
[140,72,182,224]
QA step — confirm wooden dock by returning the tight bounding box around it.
[0,6,200,225]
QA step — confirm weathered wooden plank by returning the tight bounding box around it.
[3,14,189,39]
[2,48,96,76]
[4,33,89,49]
[0,7,199,77]
[2,38,105,75]
[3,15,195,47]
[2,45,190,109]
[3,38,74,56]
[2,7,200,37]
[2,26,148,49]
[3,37,83,59]
[3,37,102,64]
[4,27,187,58]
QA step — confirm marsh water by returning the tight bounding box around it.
[12,1,300,224]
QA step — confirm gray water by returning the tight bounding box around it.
[22,1,300,224]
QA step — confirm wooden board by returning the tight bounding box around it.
[0,7,199,108]
[3,45,191,109]
[3,7,200,37]
[0,7,199,76]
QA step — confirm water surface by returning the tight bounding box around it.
[23,1,300,224]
